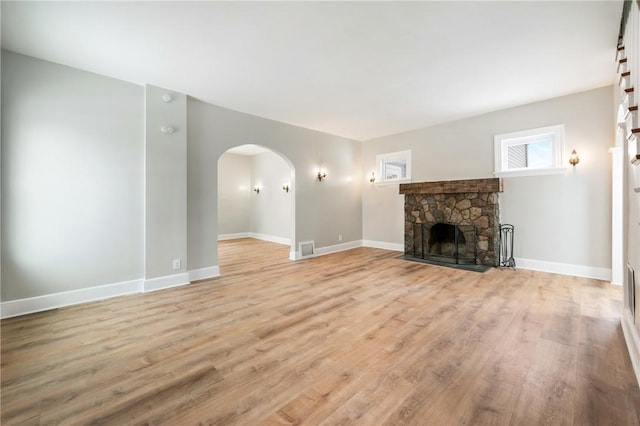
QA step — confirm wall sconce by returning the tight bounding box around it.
[282,184,290,193]
[569,149,580,166]
[161,126,175,134]
[317,169,327,182]
[369,172,376,183]
[253,186,261,194]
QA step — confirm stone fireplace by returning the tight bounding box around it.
[399,178,503,267]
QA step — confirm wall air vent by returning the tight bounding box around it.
[299,241,315,259]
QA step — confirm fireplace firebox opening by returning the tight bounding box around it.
[413,222,477,265]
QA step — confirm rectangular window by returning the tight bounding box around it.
[494,124,566,177]
[376,150,411,184]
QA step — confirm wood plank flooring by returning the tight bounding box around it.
[1,238,639,425]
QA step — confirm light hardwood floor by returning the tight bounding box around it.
[2,239,639,425]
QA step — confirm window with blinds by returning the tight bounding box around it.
[494,125,565,177]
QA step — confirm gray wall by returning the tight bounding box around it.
[1,51,144,300]
[218,150,294,241]
[218,153,251,235]
[363,86,614,269]
[187,98,363,270]
[145,85,188,279]
[2,52,363,301]
[2,49,614,305]
[250,151,293,240]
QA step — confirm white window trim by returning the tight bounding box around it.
[494,124,567,178]
[375,150,412,185]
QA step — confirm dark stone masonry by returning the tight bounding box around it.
[399,178,503,267]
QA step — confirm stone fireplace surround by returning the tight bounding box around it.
[399,178,503,267]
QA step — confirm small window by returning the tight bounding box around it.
[494,124,566,177]
[376,150,411,184]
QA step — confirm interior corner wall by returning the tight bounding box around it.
[630,0,640,327]
[1,51,144,301]
[144,85,188,282]
[218,152,251,235]
[362,86,614,274]
[187,98,362,271]
[250,151,293,241]
[620,0,640,382]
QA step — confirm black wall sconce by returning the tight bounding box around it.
[369,172,376,183]
[282,184,290,193]
[317,169,327,182]
[253,186,261,194]
[569,149,580,166]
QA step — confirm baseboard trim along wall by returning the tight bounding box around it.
[515,257,612,282]
[218,233,290,245]
[188,266,221,282]
[0,279,143,319]
[217,232,250,240]
[1,267,222,319]
[250,233,290,246]
[314,240,362,256]
[622,310,640,387]
[0,249,615,319]
[143,273,190,293]
[362,240,404,252]
[291,240,363,260]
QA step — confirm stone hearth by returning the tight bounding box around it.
[399,178,503,267]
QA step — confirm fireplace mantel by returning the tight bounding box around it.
[399,178,503,195]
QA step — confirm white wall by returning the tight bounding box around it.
[218,150,294,243]
[250,151,293,241]
[619,0,640,386]
[1,51,144,300]
[187,98,363,270]
[1,49,616,314]
[363,86,614,275]
[218,153,251,235]
[1,52,363,308]
[144,85,188,282]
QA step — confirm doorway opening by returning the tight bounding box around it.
[217,144,295,266]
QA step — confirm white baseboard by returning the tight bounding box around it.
[313,240,363,257]
[250,233,291,246]
[0,266,224,319]
[218,232,290,246]
[291,240,398,260]
[188,266,220,282]
[143,273,190,293]
[515,257,612,281]
[218,232,250,240]
[362,240,404,252]
[622,310,640,388]
[290,241,361,260]
[0,279,143,319]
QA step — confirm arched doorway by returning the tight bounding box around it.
[217,144,295,270]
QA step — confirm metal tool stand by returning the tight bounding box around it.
[499,224,516,269]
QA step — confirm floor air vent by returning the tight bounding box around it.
[628,264,636,319]
[299,241,315,259]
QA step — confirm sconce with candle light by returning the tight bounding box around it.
[282,184,290,193]
[369,172,376,183]
[253,185,261,194]
[317,169,327,182]
[569,149,580,166]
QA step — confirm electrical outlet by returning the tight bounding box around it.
[172,259,181,270]
[338,234,343,242]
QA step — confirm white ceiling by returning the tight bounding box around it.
[1,1,622,141]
